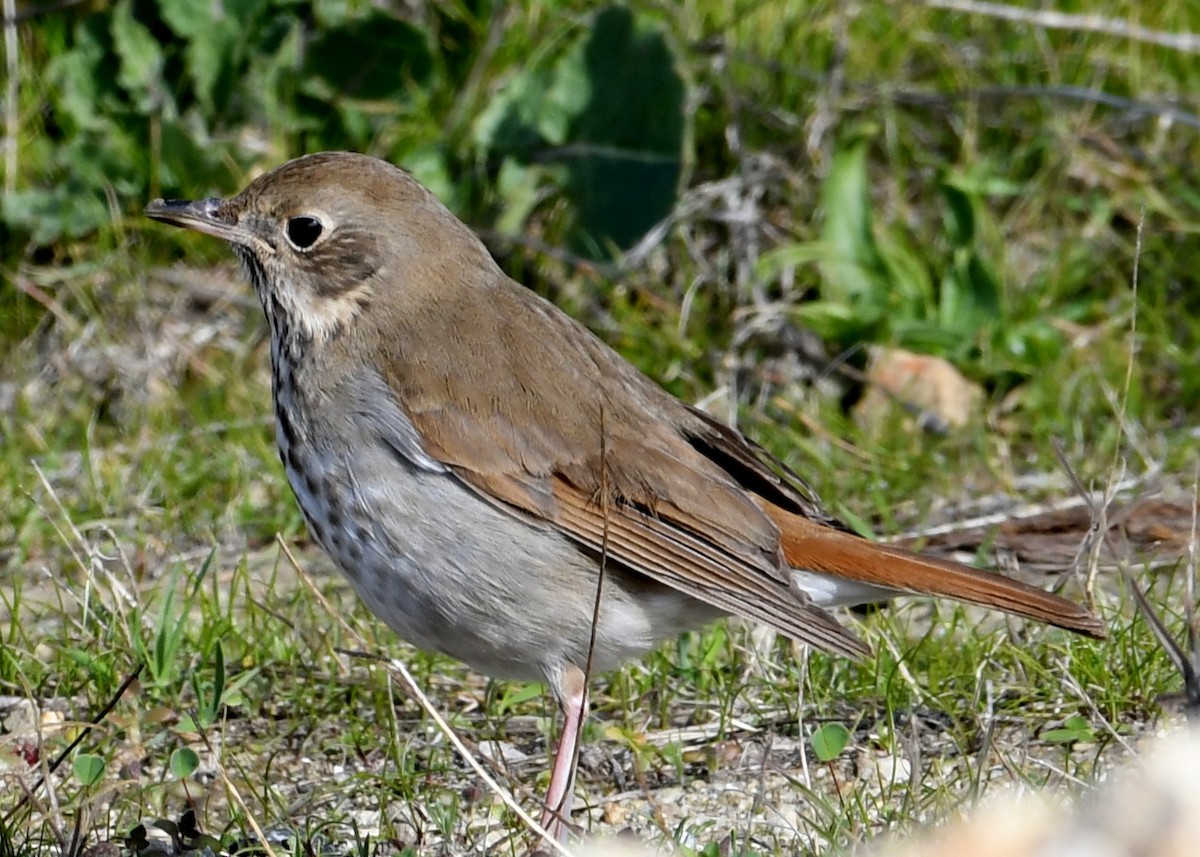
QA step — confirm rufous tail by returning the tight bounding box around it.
[761,502,1106,639]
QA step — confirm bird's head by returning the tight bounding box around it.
[147,151,491,346]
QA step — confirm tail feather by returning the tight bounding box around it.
[760,502,1106,639]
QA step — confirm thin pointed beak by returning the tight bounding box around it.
[145,197,262,249]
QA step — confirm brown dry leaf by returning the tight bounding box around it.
[855,347,983,433]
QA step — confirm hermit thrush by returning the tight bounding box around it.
[146,152,1104,842]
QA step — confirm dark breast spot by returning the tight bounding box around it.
[276,402,298,448]
[300,506,327,546]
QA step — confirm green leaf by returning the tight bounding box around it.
[832,506,877,540]
[940,182,976,247]
[939,250,1002,336]
[219,665,261,708]
[170,747,200,779]
[569,7,682,157]
[473,25,590,155]
[877,230,935,315]
[472,6,684,255]
[811,723,851,762]
[137,569,189,688]
[493,161,550,236]
[400,144,460,212]
[890,319,972,354]
[820,137,888,304]
[997,317,1064,371]
[559,6,685,255]
[1042,714,1096,744]
[793,298,884,342]
[184,22,240,112]
[302,13,433,102]
[46,18,109,132]
[193,639,226,728]
[156,0,214,37]
[495,682,545,716]
[73,753,106,786]
[211,641,225,713]
[474,67,577,154]
[156,119,236,196]
[110,0,164,112]
[3,186,111,245]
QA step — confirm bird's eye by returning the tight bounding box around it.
[285,215,324,250]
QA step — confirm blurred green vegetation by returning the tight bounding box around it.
[4,0,686,253]
[5,0,1199,398]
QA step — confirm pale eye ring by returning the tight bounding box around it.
[285,215,324,250]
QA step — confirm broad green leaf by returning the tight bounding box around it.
[811,723,851,762]
[156,119,236,195]
[185,21,240,112]
[474,66,580,154]
[560,6,685,254]
[1042,715,1096,744]
[820,138,888,304]
[793,296,885,342]
[157,0,213,38]
[494,161,551,236]
[46,18,109,132]
[3,187,111,244]
[402,145,460,212]
[73,753,106,786]
[940,182,976,247]
[890,319,971,355]
[170,747,200,779]
[111,0,163,113]
[569,7,682,156]
[939,251,1002,335]
[302,13,432,102]
[472,6,683,255]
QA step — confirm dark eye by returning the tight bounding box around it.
[286,215,324,249]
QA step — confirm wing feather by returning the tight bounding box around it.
[375,276,867,656]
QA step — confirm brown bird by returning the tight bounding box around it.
[146,152,1104,842]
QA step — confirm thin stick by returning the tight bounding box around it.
[192,719,282,857]
[3,664,144,823]
[571,405,611,818]
[1051,445,1198,718]
[2,0,16,196]
[584,403,610,700]
[925,0,1200,54]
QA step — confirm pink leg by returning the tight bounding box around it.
[541,666,589,843]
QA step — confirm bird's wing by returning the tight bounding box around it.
[379,272,1104,647]
[378,277,870,659]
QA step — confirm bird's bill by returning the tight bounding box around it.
[145,197,252,246]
